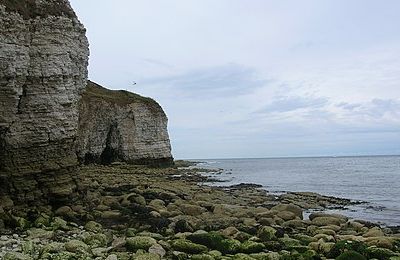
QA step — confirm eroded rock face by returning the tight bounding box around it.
[77,81,173,167]
[0,0,89,204]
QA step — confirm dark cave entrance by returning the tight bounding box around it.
[99,123,122,165]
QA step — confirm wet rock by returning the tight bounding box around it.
[174,219,194,233]
[84,221,103,233]
[271,204,303,219]
[282,219,307,229]
[326,240,367,258]
[239,241,265,253]
[336,250,367,260]
[191,253,215,260]
[232,253,257,260]
[276,210,297,221]
[126,236,157,251]
[180,203,207,216]
[366,246,398,259]
[148,199,165,211]
[40,242,65,255]
[363,227,385,237]
[51,217,69,231]
[309,212,348,222]
[134,252,161,260]
[148,243,166,258]
[64,239,90,254]
[3,252,33,260]
[33,213,51,228]
[84,233,108,247]
[101,210,122,220]
[171,239,208,254]
[105,254,118,260]
[249,252,281,260]
[311,216,342,226]
[257,226,277,241]
[21,241,35,255]
[55,206,73,217]
[365,236,394,249]
[26,228,54,239]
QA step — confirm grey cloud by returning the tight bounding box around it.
[256,95,329,114]
[368,99,400,117]
[337,99,400,119]
[336,102,362,110]
[141,63,267,98]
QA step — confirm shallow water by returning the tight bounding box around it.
[195,156,400,226]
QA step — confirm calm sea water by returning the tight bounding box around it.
[195,156,400,226]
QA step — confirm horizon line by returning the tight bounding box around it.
[177,154,400,161]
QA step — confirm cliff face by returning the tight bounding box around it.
[0,0,89,204]
[77,81,173,167]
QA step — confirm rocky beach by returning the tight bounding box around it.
[1,0,399,259]
[1,163,399,259]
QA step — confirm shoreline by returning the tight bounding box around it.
[195,159,400,229]
[0,163,399,259]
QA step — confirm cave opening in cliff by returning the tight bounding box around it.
[100,123,122,165]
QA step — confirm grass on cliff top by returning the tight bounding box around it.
[0,0,75,19]
[83,81,163,112]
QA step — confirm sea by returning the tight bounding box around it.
[194,155,400,227]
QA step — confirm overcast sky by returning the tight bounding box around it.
[70,0,400,159]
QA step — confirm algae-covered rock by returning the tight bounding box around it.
[51,217,69,231]
[327,240,367,258]
[172,251,189,260]
[240,241,266,253]
[208,250,223,258]
[232,253,257,260]
[171,239,208,254]
[191,254,216,260]
[250,252,281,260]
[258,226,277,241]
[187,231,241,254]
[84,233,108,247]
[21,240,35,255]
[3,252,33,260]
[34,213,51,228]
[279,237,302,248]
[84,221,103,233]
[218,238,242,254]
[134,252,161,260]
[126,236,157,251]
[366,246,398,259]
[64,239,90,254]
[40,242,65,255]
[336,250,367,260]
[187,231,225,248]
[27,228,54,239]
[40,251,77,260]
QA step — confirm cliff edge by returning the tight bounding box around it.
[77,81,173,167]
[0,0,89,204]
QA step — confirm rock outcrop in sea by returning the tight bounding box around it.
[77,81,173,167]
[0,0,89,204]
